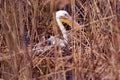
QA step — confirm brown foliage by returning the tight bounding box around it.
[0,0,120,80]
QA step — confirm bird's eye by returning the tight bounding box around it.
[64,13,67,16]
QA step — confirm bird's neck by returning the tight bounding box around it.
[56,18,68,42]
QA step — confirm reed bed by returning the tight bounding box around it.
[0,0,120,80]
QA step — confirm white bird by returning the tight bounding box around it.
[33,10,82,53]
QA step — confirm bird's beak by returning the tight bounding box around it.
[59,18,72,27]
[59,16,81,30]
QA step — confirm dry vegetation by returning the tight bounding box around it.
[0,0,120,80]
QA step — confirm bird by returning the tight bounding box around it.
[33,10,82,53]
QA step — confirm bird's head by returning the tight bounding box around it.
[55,10,82,42]
[56,10,72,27]
[56,10,72,20]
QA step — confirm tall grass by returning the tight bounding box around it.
[0,0,120,80]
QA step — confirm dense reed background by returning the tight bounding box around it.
[0,0,120,80]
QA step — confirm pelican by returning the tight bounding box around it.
[33,10,82,53]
